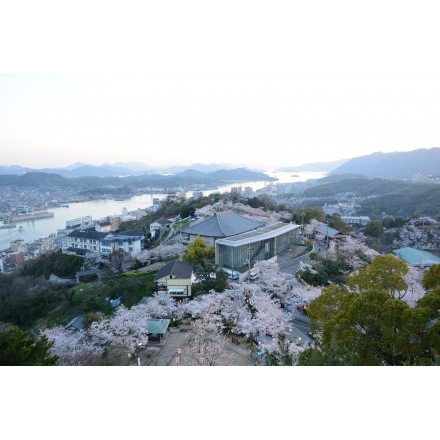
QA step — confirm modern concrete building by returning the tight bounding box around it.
[215,222,300,276]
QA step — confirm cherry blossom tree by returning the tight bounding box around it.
[87,303,150,361]
[82,251,106,270]
[400,265,426,307]
[132,249,151,264]
[252,259,294,299]
[41,326,104,366]
[337,236,379,269]
[141,291,178,318]
[263,333,305,366]
[106,249,136,274]
[194,201,291,226]
[148,243,186,261]
[180,319,232,366]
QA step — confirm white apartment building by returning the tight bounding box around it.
[341,216,371,226]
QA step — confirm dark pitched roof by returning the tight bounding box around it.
[66,247,90,256]
[153,218,171,226]
[315,224,340,238]
[154,260,194,281]
[119,229,144,237]
[67,228,108,240]
[181,211,264,238]
[65,315,84,331]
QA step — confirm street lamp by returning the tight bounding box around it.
[137,341,143,366]
[247,245,252,279]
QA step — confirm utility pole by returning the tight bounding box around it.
[301,209,305,242]
[325,218,329,259]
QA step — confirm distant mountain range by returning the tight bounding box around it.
[328,147,440,178]
[0,167,277,189]
[0,162,247,178]
[275,159,348,173]
[0,147,439,179]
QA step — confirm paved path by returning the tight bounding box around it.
[141,326,255,366]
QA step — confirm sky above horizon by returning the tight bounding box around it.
[1,2,440,172]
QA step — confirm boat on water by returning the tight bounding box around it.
[18,226,24,232]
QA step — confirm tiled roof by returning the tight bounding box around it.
[147,319,171,335]
[393,247,440,266]
[315,224,340,237]
[67,228,108,240]
[154,218,171,226]
[154,260,194,281]
[65,247,90,255]
[65,315,84,331]
[182,212,264,238]
[120,229,144,236]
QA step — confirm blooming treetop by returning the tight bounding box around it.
[182,319,232,366]
[194,201,291,226]
[252,259,295,298]
[86,303,150,356]
[141,291,178,318]
[41,326,103,366]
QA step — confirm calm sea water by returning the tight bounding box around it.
[0,171,325,251]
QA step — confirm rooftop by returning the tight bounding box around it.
[154,259,194,281]
[393,247,440,267]
[216,222,300,247]
[182,211,264,238]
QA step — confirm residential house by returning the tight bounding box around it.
[150,217,172,239]
[154,260,194,298]
[95,220,113,233]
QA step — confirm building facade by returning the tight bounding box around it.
[215,222,300,276]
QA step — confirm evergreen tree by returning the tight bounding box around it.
[0,326,58,366]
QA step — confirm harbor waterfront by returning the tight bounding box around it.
[0,171,325,252]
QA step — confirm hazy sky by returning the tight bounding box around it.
[1,2,440,171]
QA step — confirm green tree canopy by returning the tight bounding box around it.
[299,255,440,365]
[422,264,440,291]
[363,220,384,238]
[0,326,58,366]
[346,254,408,299]
[181,235,215,267]
[193,263,229,294]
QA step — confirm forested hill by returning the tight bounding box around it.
[329,147,440,178]
[303,177,440,218]
[0,168,276,189]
